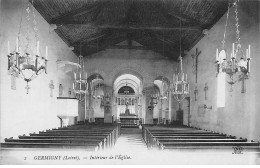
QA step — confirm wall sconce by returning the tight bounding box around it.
[194,86,198,101]
[204,104,212,110]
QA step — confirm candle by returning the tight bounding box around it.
[80,73,81,80]
[36,41,40,55]
[73,83,74,89]
[7,41,10,53]
[16,38,18,52]
[182,73,184,81]
[216,48,218,61]
[45,46,48,59]
[74,72,76,80]
[180,59,183,72]
[232,43,234,58]
[246,49,248,59]
[247,61,250,73]
[248,44,251,58]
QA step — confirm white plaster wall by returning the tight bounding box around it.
[0,0,77,141]
[183,2,260,141]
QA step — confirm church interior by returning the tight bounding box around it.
[0,0,260,165]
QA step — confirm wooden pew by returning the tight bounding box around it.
[142,126,260,150]
[1,124,121,150]
[1,142,98,150]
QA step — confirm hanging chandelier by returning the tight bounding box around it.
[91,75,103,100]
[73,55,88,101]
[172,56,190,103]
[7,0,47,94]
[171,20,190,104]
[216,0,251,82]
[159,77,168,100]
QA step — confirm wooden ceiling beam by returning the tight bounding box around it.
[57,23,202,31]
[71,33,107,46]
[50,3,102,24]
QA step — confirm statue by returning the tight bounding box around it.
[125,102,130,115]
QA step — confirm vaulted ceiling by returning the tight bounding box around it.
[31,0,229,60]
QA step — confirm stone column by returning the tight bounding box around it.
[85,92,89,122]
[168,91,172,124]
[142,94,146,124]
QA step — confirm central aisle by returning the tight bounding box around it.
[112,127,149,152]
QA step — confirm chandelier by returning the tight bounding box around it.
[73,55,88,101]
[216,0,251,82]
[90,75,103,100]
[7,0,47,94]
[172,56,190,104]
[171,20,190,105]
[150,90,159,107]
[159,77,168,100]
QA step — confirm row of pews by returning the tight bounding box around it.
[142,125,260,150]
[1,124,120,151]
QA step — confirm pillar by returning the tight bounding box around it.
[168,91,172,124]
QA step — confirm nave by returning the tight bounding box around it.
[1,0,260,165]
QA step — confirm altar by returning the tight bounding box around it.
[119,103,139,127]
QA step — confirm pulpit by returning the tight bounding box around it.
[57,97,78,127]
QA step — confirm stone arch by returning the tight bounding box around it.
[154,76,171,85]
[109,62,153,87]
[87,69,107,82]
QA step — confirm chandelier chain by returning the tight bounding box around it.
[222,3,231,49]
[234,0,240,47]
[25,2,31,52]
[32,0,39,51]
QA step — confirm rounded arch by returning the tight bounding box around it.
[109,62,153,86]
[87,69,106,82]
[154,76,171,85]
[112,69,144,86]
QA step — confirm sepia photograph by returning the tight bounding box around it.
[0,0,259,165]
